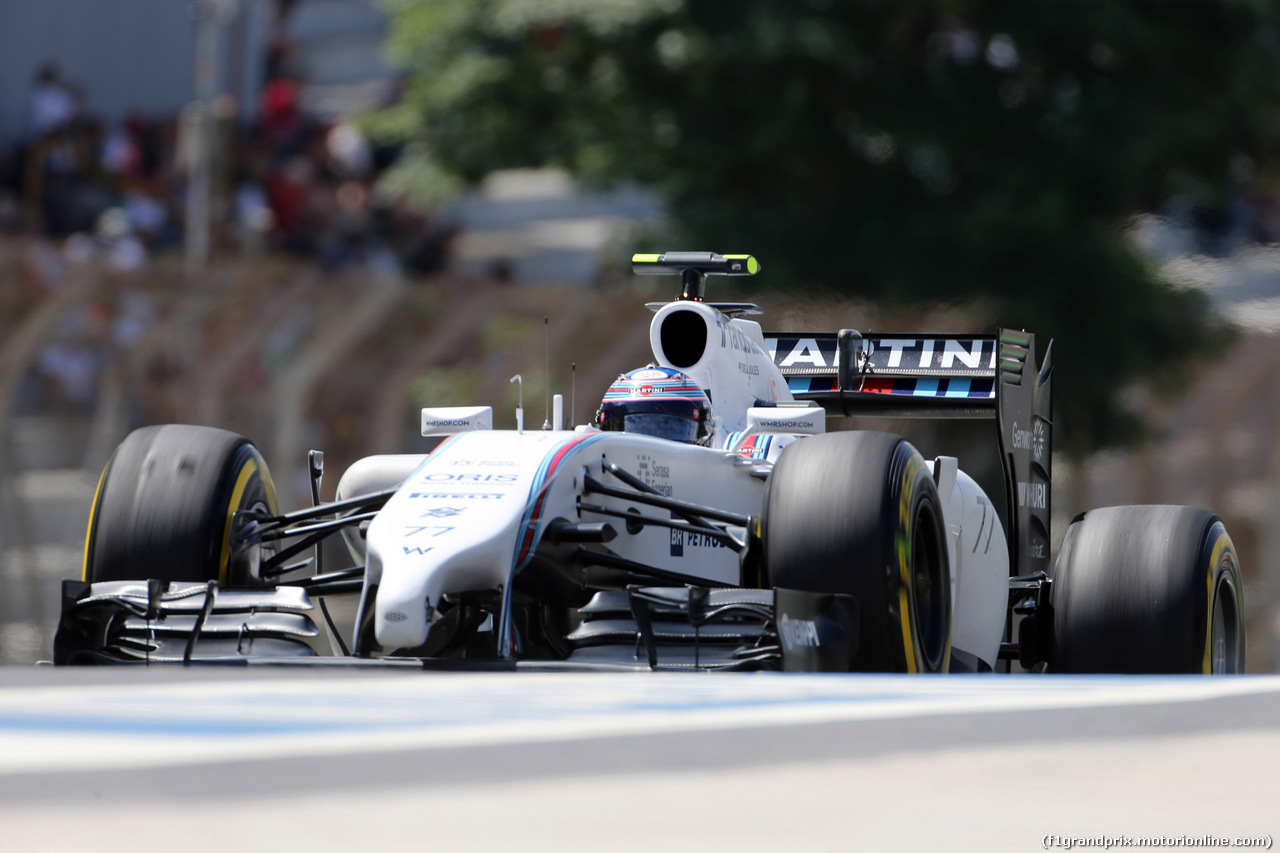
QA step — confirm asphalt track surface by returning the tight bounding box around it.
[0,668,1276,852]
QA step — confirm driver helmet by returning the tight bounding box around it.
[596,367,713,444]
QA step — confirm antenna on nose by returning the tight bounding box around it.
[510,374,523,432]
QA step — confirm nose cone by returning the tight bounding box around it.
[372,546,432,650]
[363,429,575,653]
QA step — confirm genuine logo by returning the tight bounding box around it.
[1011,420,1047,463]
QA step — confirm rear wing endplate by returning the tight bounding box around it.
[765,329,1053,577]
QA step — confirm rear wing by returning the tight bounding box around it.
[768,332,999,418]
[765,329,1053,578]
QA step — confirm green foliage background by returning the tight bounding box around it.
[368,0,1280,453]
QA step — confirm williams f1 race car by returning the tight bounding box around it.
[54,252,1247,673]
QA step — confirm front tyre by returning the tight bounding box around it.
[763,431,951,673]
[83,425,279,586]
[1050,505,1245,674]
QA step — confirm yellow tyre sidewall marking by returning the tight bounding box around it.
[896,453,924,674]
[219,458,259,587]
[261,458,279,516]
[81,464,109,582]
[1202,529,1235,675]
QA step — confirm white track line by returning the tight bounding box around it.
[1,673,1277,774]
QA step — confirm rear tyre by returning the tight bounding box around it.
[1050,505,1245,674]
[83,425,279,586]
[763,431,951,672]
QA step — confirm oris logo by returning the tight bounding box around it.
[423,473,519,483]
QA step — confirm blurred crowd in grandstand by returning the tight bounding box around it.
[0,57,454,281]
[0,25,459,432]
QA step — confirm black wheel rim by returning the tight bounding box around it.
[911,499,949,671]
[1211,573,1242,674]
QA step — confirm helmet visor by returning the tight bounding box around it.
[623,412,700,443]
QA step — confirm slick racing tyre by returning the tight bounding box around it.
[83,425,279,586]
[763,431,951,673]
[1050,505,1245,674]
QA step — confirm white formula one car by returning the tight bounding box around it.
[56,253,1246,673]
